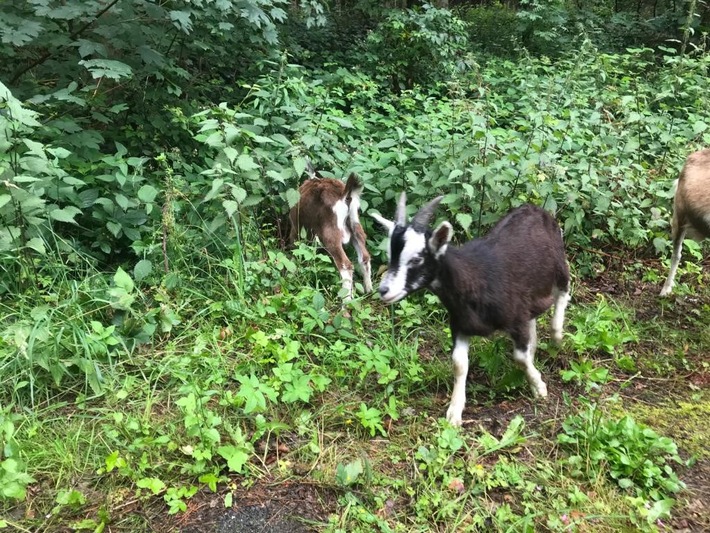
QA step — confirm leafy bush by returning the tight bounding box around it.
[568,295,638,357]
[460,3,520,56]
[363,4,470,90]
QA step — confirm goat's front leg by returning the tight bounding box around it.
[446,334,470,426]
[512,319,548,398]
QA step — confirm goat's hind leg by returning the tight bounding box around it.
[351,223,372,293]
[660,228,686,297]
[446,334,470,427]
[551,285,571,345]
[512,320,548,399]
[320,232,355,301]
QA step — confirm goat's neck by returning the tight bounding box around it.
[428,246,481,302]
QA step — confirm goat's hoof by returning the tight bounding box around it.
[446,409,463,427]
[534,384,548,399]
[659,287,672,297]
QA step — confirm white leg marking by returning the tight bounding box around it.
[551,287,570,345]
[512,320,548,398]
[333,201,351,244]
[361,259,372,292]
[660,229,685,296]
[351,234,372,293]
[446,335,470,426]
[340,268,353,301]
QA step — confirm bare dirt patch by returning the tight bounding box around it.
[170,480,336,533]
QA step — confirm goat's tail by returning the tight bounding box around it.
[305,159,319,180]
[344,173,364,225]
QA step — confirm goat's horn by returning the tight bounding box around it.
[395,192,407,226]
[411,196,443,230]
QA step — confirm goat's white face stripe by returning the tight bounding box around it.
[380,227,426,303]
[333,200,351,244]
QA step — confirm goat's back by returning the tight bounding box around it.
[289,178,346,238]
[673,148,710,238]
[448,204,568,313]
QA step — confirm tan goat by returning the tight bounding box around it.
[660,148,710,296]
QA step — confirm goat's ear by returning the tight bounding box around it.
[371,213,395,234]
[428,221,452,258]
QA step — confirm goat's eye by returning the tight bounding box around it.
[410,256,424,267]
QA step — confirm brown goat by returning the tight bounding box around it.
[289,172,372,300]
[660,148,710,296]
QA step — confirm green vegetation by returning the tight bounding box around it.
[2,1,710,531]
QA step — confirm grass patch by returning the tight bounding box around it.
[2,241,708,532]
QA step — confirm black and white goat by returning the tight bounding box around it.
[289,166,372,300]
[660,148,710,297]
[372,195,571,426]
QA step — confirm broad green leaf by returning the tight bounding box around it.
[169,10,193,33]
[138,185,158,203]
[448,169,464,180]
[223,146,239,163]
[335,459,363,487]
[229,186,247,204]
[648,499,675,521]
[331,117,353,128]
[113,267,134,293]
[217,445,249,473]
[692,121,707,134]
[455,213,472,232]
[204,179,224,202]
[136,477,166,495]
[47,147,71,159]
[76,39,108,59]
[285,188,300,209]
[377,138,397,149]
[79,59,133,80]
[106,221,122,237]
[266,169,288,184]
[236,153,259,171]
[49,206,81,224]
[25,238,45,254]
[134,260,152,282]
[223,200,239,218]
[1,19,42,46]
[115,194,130,211]
[293,157,307,177]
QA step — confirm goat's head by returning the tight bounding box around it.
[372,194,452,303]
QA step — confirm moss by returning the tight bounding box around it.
[627,390,710,459]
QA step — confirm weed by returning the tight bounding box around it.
[568,295,638,372]
[558,396,685,502]
[561,358,610,392]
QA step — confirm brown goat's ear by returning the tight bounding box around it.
[371,213,395,234]
[428,221,452,258]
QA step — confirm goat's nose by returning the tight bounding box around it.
[378,285,388,298]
